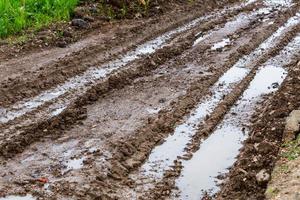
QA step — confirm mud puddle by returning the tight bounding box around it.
[193,6,274,47]
[192,0,297,49]
[173,31,300,199]
[211,38,231,51]
[175,65,287,200]
[139,66,249,180]
[131,9,300,185]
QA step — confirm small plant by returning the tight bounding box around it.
[281,135,300,161]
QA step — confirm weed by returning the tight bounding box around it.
[281,134,300,161]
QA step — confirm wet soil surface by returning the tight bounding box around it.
[1,0,300,199]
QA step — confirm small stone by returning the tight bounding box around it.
[256,169,270,183]
[271,82,279,89]
[57,40,67,48]
[284,110,300,141]
[73,7,86,18]
[159,98,166,103]
[71,19,89,29]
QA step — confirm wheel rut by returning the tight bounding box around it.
[1,0,300,199]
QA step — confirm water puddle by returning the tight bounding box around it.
[63,157,86,173]
[146,107,161,114]
[136,12,300,181]
[140,66,249,179]
[174,32,300,199]
[264,0,293,7]
[64,157,85,171]
[0,195,36,200]
[211,38,231,50]
[193,6,276,47]
[193,33,211,46]
[175,64,287,200]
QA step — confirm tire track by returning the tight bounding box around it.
[0,2,281,199]
[0,0,298,199]
[0,2,251,124]
[173,34,300,198]
[0,2,260,158]
[118,8,300,199]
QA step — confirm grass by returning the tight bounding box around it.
[281,134,300,161]
[0,0,79,38]
[98,0,151,20]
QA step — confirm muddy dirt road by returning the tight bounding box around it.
[1,0,300,199]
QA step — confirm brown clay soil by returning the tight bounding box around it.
[1,0,300,200]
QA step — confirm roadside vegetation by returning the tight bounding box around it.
[0,0,79,38]
[0,0,189,42]
[281,134,300,161]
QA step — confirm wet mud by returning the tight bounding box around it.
[1,0,300,199]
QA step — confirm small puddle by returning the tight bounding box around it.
[264,0,293,7]
[0,195,36,200]
[211,38,231,50]
[193,32,211,46]
[193,6,276,47]
[175,65,287,200]
[146,107,161,114]
[136,12,300,181]
[65,157,85,170]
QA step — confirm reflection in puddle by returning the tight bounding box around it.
[264,0,293,7]
[175,32,300,199]
[0,195,36,200]
[176,65,287,200]
[65,157,85,170]
[211,38,231,50]
[140,66,249,179]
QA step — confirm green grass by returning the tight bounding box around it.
[281,135,300,161]
[0,0,79,38]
